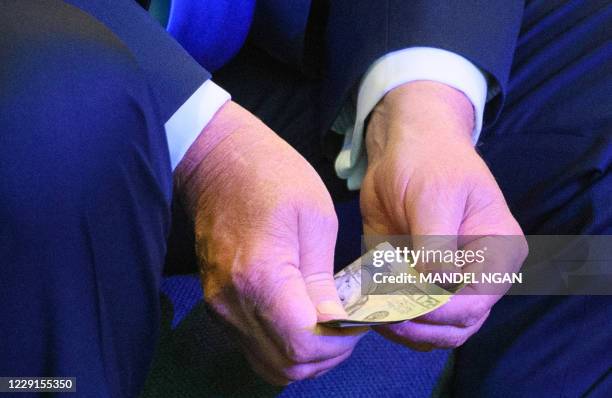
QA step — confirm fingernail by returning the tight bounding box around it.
[317,300,345,316]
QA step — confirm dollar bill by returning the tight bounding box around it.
[321,242,453,328]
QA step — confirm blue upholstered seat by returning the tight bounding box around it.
[165,0,255,71]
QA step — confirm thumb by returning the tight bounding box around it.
[298,207,347,322]
[405,182,464,237]
[405,187,465,274]
[303,271,346,322]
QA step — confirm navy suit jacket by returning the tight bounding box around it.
[160,0,523,134]
[249,0,524,134]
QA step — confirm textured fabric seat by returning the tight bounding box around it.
[141,274,449,397]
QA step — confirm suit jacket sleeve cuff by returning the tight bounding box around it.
[334,47,488,190]
[164,80,231,170]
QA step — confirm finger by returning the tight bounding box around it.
[203,288,311,374]
[404,178,465,237]
[360,174,400,237]
[403,183,465,276]
[459,235,528,296]
[257,266,364,364]
[363,221,396,236]
[361,201,398,237]
[239,320,357,385]
[297,204,348,322]
[243,347,293,386]
[460,187,524,237]
[371,328,435,352]
[243,330,357,384]
[375,312,489,349]
[411,235,460,277]
[413,295,496,328]
[236,314,308,385]
[303,271,346,322]
[281,346,354,382]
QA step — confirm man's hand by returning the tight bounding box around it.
[360,81,528,351]
[175,102,365,384]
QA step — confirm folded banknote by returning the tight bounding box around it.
[321,242,453,328]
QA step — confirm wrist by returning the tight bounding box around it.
[365,81,475,162]
[174,101,263,219]
[175,101,243,182]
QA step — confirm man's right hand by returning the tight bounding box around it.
[360,81,528,351]
[175,101,366,385]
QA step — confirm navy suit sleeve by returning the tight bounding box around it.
[322,0,525,126]
[65,0,211,123]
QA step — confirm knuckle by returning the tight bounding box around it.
[313,203,339,230]
[322,212,339,233]
[430,331,466,349]
[231,263,270,303]
[460,313,481,328]
[286,343,316,364]
[282,365,315,382]
[445,333,467,348]
[295,189,337,222]
[232,267,257,296]
[516,236,529,263]
[461,302,488,327]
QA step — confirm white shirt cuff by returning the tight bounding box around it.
[334,47,488,190]
[164,80,231,170]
